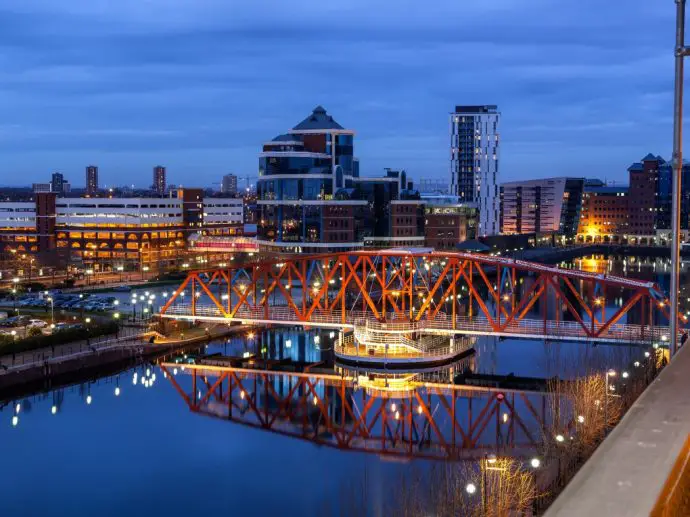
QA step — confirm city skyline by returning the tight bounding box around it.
[0,1,674,187]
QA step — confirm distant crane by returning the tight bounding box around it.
[238,175,256,192]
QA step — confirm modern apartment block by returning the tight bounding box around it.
[86,165,98,196]
[449,105,500,236]
[577,185,629,241]
[500,177,584,237]
[423,196,478,250]
[221,174,238,195]
[153,166,166,195]
[627,154,662,236]
[51,172,67,194]
[656,159,690,232]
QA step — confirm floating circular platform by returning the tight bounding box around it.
[335,320,474,368]
[334,345,473,369]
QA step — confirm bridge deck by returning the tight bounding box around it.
[159,304,669,345]
[545,344,690,516]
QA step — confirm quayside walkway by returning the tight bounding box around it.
[546,344,690,516]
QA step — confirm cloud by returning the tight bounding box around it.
[0,0,677,187]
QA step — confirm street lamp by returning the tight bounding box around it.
[671,0,689,358]
[605,369,616,431]
[47,296,54,325]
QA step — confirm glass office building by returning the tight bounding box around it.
[257,107,422,253]
[257,106,364,253]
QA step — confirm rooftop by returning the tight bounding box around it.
[270,133,303,143]
[641,152,662,162]
[292,106,345,131]
[456,240,490,252]
[453,105,498,114]
[585,186,629,195]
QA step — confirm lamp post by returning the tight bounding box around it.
[11,279,19,315]
[114,312,120,338]
[605,369,616,432]
[85,317,91,346]
[47,296,54,325]
[671,0,689,358]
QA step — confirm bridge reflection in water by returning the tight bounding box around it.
[160,360,562,462]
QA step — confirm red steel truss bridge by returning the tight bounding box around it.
[160,362,559,461]
[158,250,687,345]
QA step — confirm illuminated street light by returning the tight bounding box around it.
[531,458,541,469]
[555,434,565,443]
[465,483,477,495]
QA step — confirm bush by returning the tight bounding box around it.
[22,282,47,293]
[27,326,43,337]
[0,321,119,357]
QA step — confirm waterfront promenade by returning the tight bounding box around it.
[546,343,690,516]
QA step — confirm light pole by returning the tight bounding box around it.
[671,0,689,357]
[47,296,54,325]
[605,369,616,432]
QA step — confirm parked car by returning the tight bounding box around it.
[28,319,48,328]
[52,322,70,332]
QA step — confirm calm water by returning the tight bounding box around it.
[0,255,670,516]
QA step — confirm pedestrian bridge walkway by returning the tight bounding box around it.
[160,303,672,345]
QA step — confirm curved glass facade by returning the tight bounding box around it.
[257,178,333,201]
[257,107,363,251]
[259,156,332,177]
[258,205,326,243]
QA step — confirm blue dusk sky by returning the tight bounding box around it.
[0,0,676,188]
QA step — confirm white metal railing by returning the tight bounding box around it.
[334,341,456,360]
[353,319,448,352]
[161,303,672,343]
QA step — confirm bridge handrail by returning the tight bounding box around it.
[160,303,673,343]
